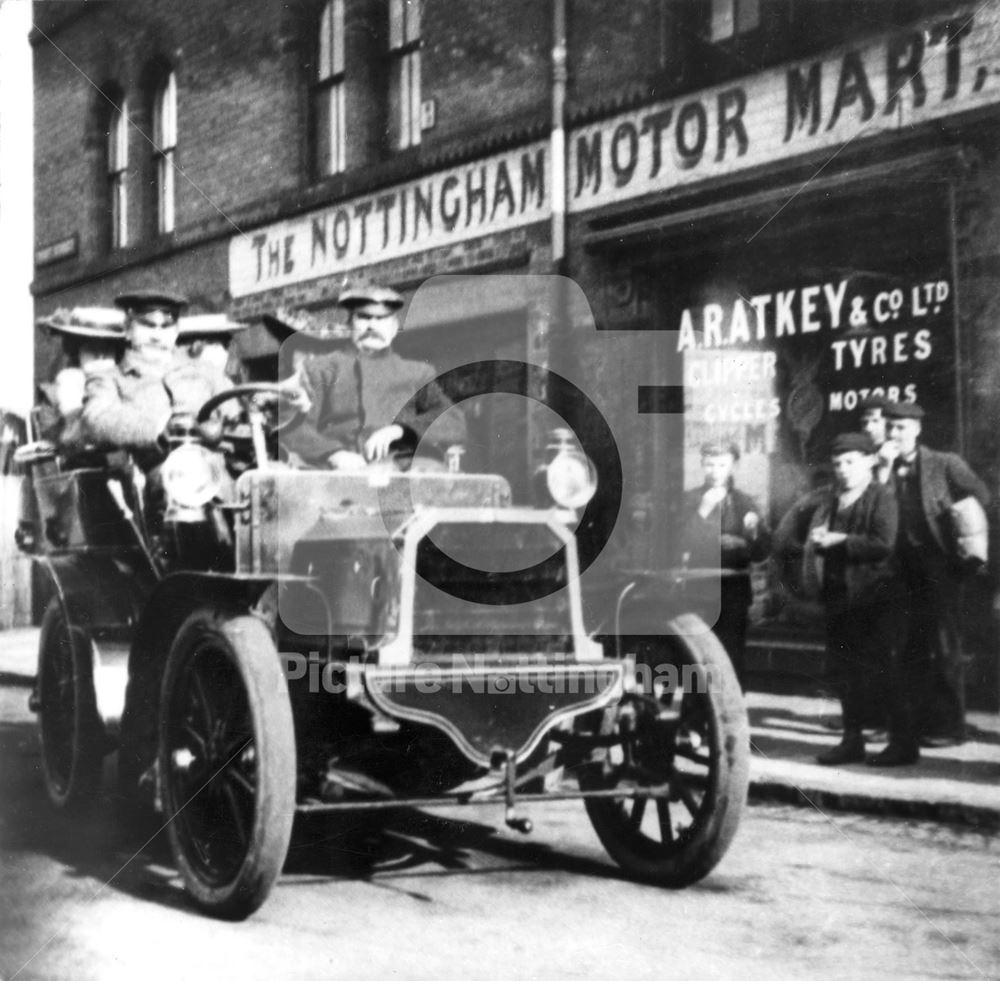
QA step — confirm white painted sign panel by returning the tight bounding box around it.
[229,143,548,298]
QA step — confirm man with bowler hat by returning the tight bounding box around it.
[874,401,989,763]
[280,284,466,469]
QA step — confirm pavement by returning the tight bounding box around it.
[2,626,998,829]
[748,691,1000,829]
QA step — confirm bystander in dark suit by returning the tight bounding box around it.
[873,402,990,763]
[679,442,769,689]
[773,433,901,765]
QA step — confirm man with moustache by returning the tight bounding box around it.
[875,402,990,761]
[279,284,466,469]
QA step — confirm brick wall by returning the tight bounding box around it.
[33,0,555,301]
[567,0,663,116]
[33,0,302,272]
[421,0,549,156]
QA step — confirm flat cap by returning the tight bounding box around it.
[830,432,876,456]
[337,284,404,310]
[37,307,127,341]
[114,289,189,313]
[883,401,925,420]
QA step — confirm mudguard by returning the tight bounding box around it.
[37,552,155,737]
[117,572,275,797]
[39,551,153,634]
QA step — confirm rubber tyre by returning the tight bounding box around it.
[584,613,749,888]
[36,597,105,810]
[158,610,296,920]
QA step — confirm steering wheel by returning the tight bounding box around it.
[196,383,289,470]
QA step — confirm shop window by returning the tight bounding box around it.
[709,0,760,41]
[106,96,128,249]
[311,0,346,177]
[153,71,176,235]
[388,0,421,150]
[656,0,770,88]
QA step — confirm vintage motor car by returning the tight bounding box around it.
[14,383,749,920]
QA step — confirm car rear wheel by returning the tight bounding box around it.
[583,613,749,887]
[37,598,105,810]
[159,610,295,920]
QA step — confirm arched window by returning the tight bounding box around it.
[153,71,177,234]
[311,0,345,177]
[388,0,421,150]
[107,97,128,248]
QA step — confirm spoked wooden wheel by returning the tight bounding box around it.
[37,598,105,810]
[158,610,295,920]
[584,614,749,887]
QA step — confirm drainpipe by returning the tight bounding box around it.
[551,0,568,273]
[533,0,570,482]
[546,0,586,488]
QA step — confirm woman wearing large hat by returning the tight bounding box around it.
[34,307,127,447]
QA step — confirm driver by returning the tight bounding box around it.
[81,289,235,467]
[279,284,466,469]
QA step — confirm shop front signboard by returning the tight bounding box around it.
[569,4,999,211]
[229,143,548,297]
[671,258,955,512]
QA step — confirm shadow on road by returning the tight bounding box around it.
[0,714,196,913]
[1,713,679,917]
[286,805,625,885]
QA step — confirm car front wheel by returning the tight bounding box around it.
[583,613,749,887]
[158,609,296,920]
